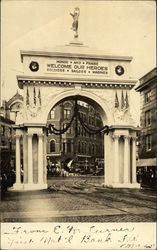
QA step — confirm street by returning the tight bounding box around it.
[0,177,156,222]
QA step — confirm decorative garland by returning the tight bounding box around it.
[48,100,110,136]
[48,114,75,135]
[78,112,109,135]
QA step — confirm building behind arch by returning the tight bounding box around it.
[47,100,104,173]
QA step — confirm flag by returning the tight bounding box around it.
[38,88,41,105]
[121,91,125,110]
[125,92,129,109]
[34,87,36,105]
[26,86,29,105]
[115,92,119,108]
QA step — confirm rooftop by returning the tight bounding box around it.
[7,91,23,106]
[135,67,157,92]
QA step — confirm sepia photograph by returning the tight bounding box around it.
[0,0,156,249]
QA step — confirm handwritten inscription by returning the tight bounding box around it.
[46,58,109,76]
[1,223,156,249]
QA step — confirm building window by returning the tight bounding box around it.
[50,140,55,152]
[84,129,86,137]
[145,91,151,103]
[50,109,55,119]
[78,141,80,153]
[78,126,80,136]
[96,145,98,154]
[67,140,71,153]
[83,114,86,122]
[145,110,151,126]
[63,142,65,153]
[84,143,87,154]
[91,117,95,125]
[79,112,83,120]
[2,126,5,135]
[92,144,95,154]
[9,128,12,136]
[89,144,91,154]
[89,116,91,124]
[81,127,84,137]
[82,142,84,154]
[64,109,71,119]
[145,134,152,151]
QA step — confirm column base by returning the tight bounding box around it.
[23,183,48,191]
[12,183,24,190]
[102,182,141,189]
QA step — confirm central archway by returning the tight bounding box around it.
[46,91,109,179]
[43,89,113,126]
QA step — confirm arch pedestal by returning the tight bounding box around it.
[104,127,140,188]
[13,128,47,191]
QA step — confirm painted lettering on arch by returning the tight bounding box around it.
[46,58,109,76]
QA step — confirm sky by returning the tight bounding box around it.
[1,0,156,124]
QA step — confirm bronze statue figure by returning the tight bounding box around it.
[70,7,80,38]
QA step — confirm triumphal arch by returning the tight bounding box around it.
[13,15,140,190]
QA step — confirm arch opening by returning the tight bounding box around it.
[43,89,112,126]
[46,94,106,178]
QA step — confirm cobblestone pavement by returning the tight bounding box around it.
[0,178,156,222]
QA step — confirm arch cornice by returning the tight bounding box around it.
[17,75,136,89]
[43,89,113,125]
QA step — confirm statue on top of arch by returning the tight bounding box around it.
[70,7,80,38]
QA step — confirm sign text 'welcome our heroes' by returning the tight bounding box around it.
[46,58,109,76]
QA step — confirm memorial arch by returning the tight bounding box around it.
[13,40,140,190]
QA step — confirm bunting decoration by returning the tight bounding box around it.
[125,92,129,109]
[34,87,36,105]
[26,86,29,106]
[48,98,110,136]
[38,88,41,106]
[121,91,125,110]
[115,92,119,108]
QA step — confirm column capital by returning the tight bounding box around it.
[112,134,120,140]
[38,133,44,138]
[132,136,136,141]
[27,133,33,137]
[124,135,131,140]
[15,134,21,139]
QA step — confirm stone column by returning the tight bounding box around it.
[15,135,21,184]
[23,133,27,183]
[124,135,130,183]
[43,133,47,183]
[132,136,137,183]
[104,133,112,186]
[27,133,33,184]
[38,134,44,184]
[113,135,120,183]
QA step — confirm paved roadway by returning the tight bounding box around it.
[0,178,156,222]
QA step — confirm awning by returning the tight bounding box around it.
[136,158,157,167]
